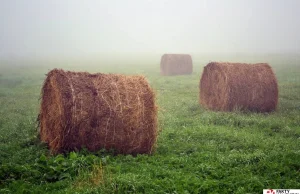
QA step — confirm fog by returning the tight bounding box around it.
[1,0,300,59]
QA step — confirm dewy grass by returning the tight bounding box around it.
[0,54,300,193]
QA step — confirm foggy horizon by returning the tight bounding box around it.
[1,0,300,59]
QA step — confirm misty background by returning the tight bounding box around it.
[0,0,300,60]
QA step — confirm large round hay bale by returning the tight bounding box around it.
[160,54,193,76]
[199,62,278,112]
[39,69,158,155]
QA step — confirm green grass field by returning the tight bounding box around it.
[0,54,299,193]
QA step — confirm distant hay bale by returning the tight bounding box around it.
[39,69,158,155]
[199,62,278,112]
[160,54,193,76]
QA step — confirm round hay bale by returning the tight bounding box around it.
[199,62,278,112]
[39,69,158,155]
[160,54,193,76]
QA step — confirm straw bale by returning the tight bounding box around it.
[160,54,193,75]
[39,69,158,155]
[199,62,278,112]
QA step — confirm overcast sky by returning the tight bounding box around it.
[0,0,300,58]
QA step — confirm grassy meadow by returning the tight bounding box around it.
[0,54,299,193]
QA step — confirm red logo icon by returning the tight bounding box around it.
[267,189,275,194]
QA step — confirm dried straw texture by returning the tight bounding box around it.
[160,54,193,76]
[39,69,158,155]
[200,62,278,112]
